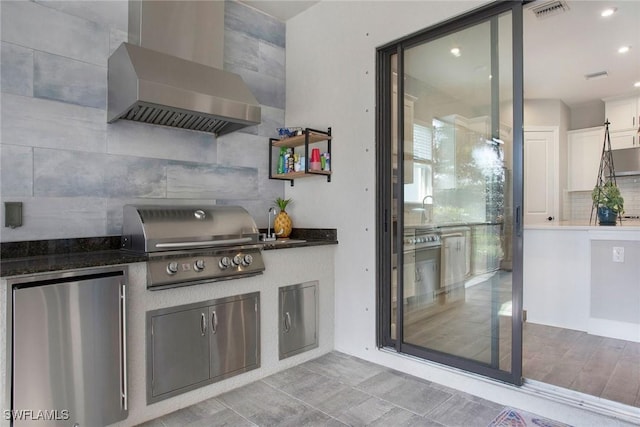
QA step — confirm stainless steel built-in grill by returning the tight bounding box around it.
[121,205,265,290]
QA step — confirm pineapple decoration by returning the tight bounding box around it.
[274,197,293,239]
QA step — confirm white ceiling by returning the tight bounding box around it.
[523,0,640,106]
[242,0,640,107]
[238,0,319,21]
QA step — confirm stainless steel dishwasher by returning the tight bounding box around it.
[10,266,128,427]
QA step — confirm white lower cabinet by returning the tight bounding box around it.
[567,126,603,191]
[441,235,466,288]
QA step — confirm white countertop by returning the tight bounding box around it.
[525,219,640,231]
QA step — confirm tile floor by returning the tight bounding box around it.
[403,271,640,408]
[523,322,640,407]
[139,352,566,427]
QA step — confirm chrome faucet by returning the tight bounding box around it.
[422,195,433,224]
[265,207,277,241]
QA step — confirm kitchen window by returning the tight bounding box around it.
[404,123,433,204]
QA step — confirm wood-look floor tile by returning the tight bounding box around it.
[570,371,611,397]
[542,360,585,389]
[600,360,640,406]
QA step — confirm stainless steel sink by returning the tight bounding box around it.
[260,239,307,248]
[267,239,306,245]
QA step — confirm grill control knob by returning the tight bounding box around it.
[167,261,179,275]
[219,256,231,269]
[194,259,205,272]
[232,254,243,266]
[242,254,253,266]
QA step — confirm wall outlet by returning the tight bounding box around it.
[612,246,624,263]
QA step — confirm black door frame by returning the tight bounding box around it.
[375,0,525,386]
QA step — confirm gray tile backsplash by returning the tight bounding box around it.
[1,93,107,152]
[166,163,259,200]
[568,176,640,221]
[0,0,285,242]
[34,51,107,109]
[1,1,110,66]
[0,42,33,97]
[106,120,217,163]
[224,0,285,48]
[0,145,33,197]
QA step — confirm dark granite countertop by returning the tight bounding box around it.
[1,250,148,278]
[1,229,337,278]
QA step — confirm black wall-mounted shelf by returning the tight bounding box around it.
[269,127,332,186]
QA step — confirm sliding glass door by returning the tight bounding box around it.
[377,1,524,384]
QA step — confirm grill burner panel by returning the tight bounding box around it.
[147,247,265,290]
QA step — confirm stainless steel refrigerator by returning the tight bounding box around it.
[11,267,128,426]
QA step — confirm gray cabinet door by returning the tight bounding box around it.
[209,294,259,380]
[151,307,209,397]
[279,281,318,359]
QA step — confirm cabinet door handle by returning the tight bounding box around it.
[200,312,207,336]
[211,311,218,334]
[284,312,291,333]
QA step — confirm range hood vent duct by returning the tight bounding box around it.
[530,0,569,19]
[107,1,261,136]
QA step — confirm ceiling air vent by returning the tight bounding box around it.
[584,71,609,80]
[530,0,569,19]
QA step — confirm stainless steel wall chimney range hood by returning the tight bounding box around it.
[107,1,261,136]
[612,147,640,177]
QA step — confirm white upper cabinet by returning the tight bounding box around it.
[605,96,638,131]
[604,95,640,149]
[567,126,603,191]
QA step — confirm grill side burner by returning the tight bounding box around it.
[121,205,265,289]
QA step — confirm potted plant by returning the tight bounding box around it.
[274,197,293,238]
[592,181,624,225]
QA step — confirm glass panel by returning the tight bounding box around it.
[400,12,515,372]
[390,53,399,341]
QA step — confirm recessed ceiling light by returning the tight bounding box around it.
[601,7,616,17]
[618,46,631,54]
[450,47,461,57]
[634,81,640,88]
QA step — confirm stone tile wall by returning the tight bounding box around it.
[0,0,285,242]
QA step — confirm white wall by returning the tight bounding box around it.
[285,0,485,357]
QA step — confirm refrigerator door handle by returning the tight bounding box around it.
[120,281,128,411]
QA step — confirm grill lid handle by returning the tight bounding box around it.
[155,237,253,249]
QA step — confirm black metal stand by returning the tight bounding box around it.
[590,121,620,225]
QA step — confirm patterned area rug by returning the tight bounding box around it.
[488,407,573,427]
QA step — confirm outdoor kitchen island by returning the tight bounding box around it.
[0,236,337,427]
[524,222,640,343]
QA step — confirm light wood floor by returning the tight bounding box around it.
[403,271,640,408]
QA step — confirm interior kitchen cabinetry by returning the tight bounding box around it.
[279,281,319,359]
[604,95,640,149]
[269,127,331,186]
[567,126,603,191]
[440,230,468,288]
[147,292,259,403]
